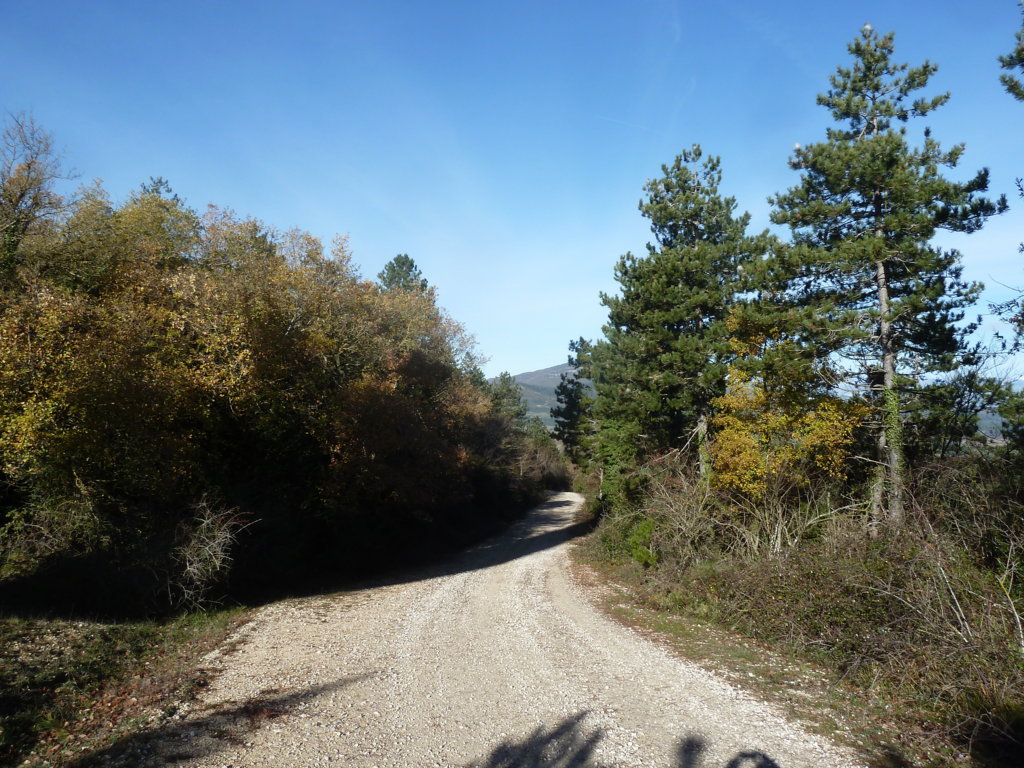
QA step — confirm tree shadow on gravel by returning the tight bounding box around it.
[0,494,585,622]
[465,713,783,768]
[466,711,603,767]
[370,494,595,590]
[64,674,371,768]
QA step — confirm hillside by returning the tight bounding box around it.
[500,363,572,427]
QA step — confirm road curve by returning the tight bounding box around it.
[147,492,863,767]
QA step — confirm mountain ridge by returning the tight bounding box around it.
[507,363,571,427]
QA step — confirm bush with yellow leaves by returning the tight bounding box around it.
[710,365,867,501]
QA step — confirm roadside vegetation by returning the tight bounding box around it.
[555,21,1024,767]
[0,114,568,765]
[0,610,244,767]
[0,114,568,613]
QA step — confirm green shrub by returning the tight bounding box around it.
[627,517,658,567]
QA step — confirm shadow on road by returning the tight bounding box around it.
[465,711,783,767]
[69,689,798,768]
[366,494,594,590]
[64,674,371,768]
[467,711,602,767]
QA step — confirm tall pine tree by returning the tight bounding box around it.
[998,4,1024,333]
[999,2,1024,102]
[593,146,761,475]
[551,338,594,464]
[378,253,429,294]
[768,26,1006,528]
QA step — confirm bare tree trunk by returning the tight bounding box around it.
[868,465,885,538]
[872,256,906,531]
[696,411,711,483]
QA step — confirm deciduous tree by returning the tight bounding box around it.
[0,113,70,283]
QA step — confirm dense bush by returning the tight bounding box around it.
[0,124,566,613]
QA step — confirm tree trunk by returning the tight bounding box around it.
[872,256,906,531]
[696,411,711,483]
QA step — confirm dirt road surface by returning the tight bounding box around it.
[134,492,863,767]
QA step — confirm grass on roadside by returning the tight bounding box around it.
[0,608,246,768]
[575,451,1024,768]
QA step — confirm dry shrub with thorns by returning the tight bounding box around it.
[171,498,251,609]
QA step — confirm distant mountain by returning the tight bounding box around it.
[510,363,572,427]
[494,363,593,428]
[978,409,1006,440]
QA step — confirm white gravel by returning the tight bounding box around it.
[152,492,864,767]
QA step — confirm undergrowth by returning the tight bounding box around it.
[590,451,1024,767]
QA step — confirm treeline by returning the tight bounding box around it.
[0,118,567,615]
[555,25,1024,764]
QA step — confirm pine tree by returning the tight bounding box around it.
[999,2,1024,102]
[551,338,594,463]
[488,371,528,426]
[377,253,429,294]
[998,4,1024,333]
[593,146,760,473]
[768,26,1006,528]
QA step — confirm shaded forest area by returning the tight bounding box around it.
[0,117,568,619]
[554,23,1024,766]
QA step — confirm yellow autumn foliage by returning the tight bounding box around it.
[0,174,562,601]
[711,366,867,499]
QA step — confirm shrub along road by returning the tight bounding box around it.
[96,493,862,767]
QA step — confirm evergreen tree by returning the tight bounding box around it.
[593,146,760,473]
[999,2,1024,102]
[488,371,528,426]
[378,253,429,294]
[998,4,1024,333]
[768,26,1006,528]
[551,338,594,463]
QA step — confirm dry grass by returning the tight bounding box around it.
[587,452,1024,767]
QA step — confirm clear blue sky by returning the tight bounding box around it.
[4,1,1022,377]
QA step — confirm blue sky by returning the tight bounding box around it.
[3,1,1022,377]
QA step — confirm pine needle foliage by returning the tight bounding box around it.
[1000,3,1024,102]
[377,253,430,295]
[593,146,764,478]
[766,25,1007,527]
[551,338,595,464]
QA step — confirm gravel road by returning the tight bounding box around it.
[145,492,863,767]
